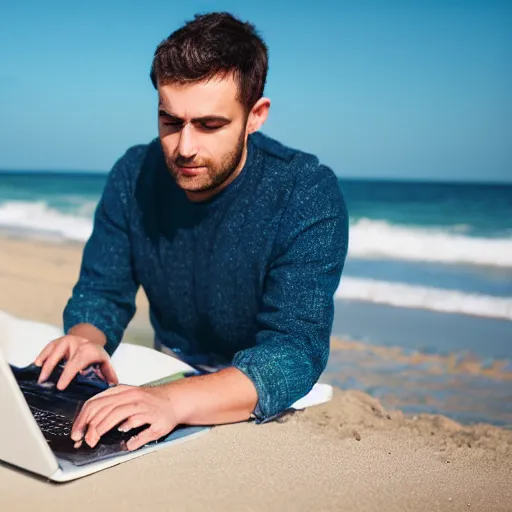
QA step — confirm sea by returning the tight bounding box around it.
[1,171,511,426]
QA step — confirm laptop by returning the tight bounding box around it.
[0,348,209,482]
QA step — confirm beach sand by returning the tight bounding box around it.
[0,235,511,511]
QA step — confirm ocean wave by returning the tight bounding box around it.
[349,219,512,267]
[0,201,93,241]
[1,200,510,320]
[1,201,511,270]
[337,277,512,320]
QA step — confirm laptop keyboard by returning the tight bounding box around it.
[29,405,144,444]
[30,406,73,437]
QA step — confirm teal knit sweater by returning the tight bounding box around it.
[63,132,349,420]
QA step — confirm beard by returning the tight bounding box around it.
[166,128,246,194]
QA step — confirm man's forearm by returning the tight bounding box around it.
[162,367,258,426]
[68,323,107,347]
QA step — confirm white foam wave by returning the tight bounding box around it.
[337,277,512,320]
[349,219,512,267]
[0,201,93,241]
[1,201,511,270]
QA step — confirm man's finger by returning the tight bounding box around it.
[56,354,88,390]
[126,425,163,452]
[55,346,96,390]
[72,398,116,441]
[100,360,119,385]
[38,343,69,383]
[71,387,134,440]
[34,340,57,367]
[57,345,110,390]
[83,425,101,448]
[72,400,121,442]
[117,414,149,433]
[94,404,145,440]
[84,403,142,448]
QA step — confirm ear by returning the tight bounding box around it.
[246,97,271,134]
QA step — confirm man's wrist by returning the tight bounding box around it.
[67,323,107,348]
[156,367,258,426]
[158,380,195,425]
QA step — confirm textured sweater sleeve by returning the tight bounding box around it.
[232,164,349,420]
[63,147,144,355]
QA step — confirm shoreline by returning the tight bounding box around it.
[0,233,511,510]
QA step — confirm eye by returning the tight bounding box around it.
[159,112,182,127]
[200,123,222,131]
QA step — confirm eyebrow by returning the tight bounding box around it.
[158,108,231,124]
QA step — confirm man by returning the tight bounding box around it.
[34,11,349,452]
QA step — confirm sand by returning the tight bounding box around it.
[0,235,511,511]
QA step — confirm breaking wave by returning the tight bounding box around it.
[336,277,512,320]
[349,218,512,268]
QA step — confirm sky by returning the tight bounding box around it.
[0,0,511,182]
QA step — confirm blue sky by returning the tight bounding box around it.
[1,0,510,182]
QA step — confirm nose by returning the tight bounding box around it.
[177,124,198,159]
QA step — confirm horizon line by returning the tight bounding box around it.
[1,169,511,187]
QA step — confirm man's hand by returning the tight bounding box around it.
[71,385,179,451]
[34,334,118,390]
[70,367,257,452]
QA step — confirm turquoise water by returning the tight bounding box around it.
[341,179,512,237]
[1,172,511,235]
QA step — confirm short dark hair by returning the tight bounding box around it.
[150,12,269,111]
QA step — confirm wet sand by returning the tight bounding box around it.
[325,337,512,427]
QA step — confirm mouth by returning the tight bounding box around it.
[175,165,207,176]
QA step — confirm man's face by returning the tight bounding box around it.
[157,75,248,200]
